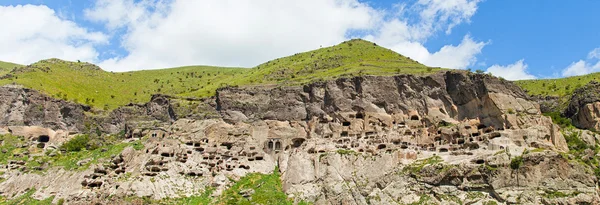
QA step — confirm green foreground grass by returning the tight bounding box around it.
[0,39,440,109]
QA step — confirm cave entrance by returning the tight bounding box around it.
[38,135,50,143]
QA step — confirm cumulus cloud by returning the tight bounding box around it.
[84,0,485,71]
[561,47,600,77]
[0,4,107,65]
[486,60,536,80]
[85,0,379,71]
[0,0,486,71]
[366,0,485,69]
[562,60,600,77]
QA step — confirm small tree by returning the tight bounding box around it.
[510,155,524,186]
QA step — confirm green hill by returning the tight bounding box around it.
[515,73,600,97]
[0,61,22,76]
[0,39,440,109]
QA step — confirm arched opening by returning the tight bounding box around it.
[274,141,282,151]
[410,115,419,120]
[342,122,351,126]
[475,159,485,164]
[268,141,274,150]
[439,148,449,152]
[38,135,50,143]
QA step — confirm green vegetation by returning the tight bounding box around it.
[466,191,485,200]
[542,190,580,199]
[216,167,298,205]
[408,194,434,205]
[0,39,440,109]
[0,61,22,76]
[402,155,444,174]
[336,149,356,155]
[0,189,54,205]
[483,201,498,205]
[510,156,523,170]
[563,130,589,151]
[515,73,600,97]
[0,134,135,171]
[543,112,574,128]
[0,134,26,164]
[61,135,93,152]
[127,188,213,205]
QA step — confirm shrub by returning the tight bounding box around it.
[62,135,90,152]
[543,112,573,128]
[510,156,523,170]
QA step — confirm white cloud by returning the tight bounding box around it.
[422,35,486,69]
[0,5,107,65]
[588,47,600,59]
[85,0,484,71]
[366,0,485,69]
[0,0,485,71]
[86,0,380,71]
[486,59,536,80]
[560,47,600,77]
[562,60,600,77]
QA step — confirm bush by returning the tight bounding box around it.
[564,131,588,151]
[510,156,523,170]
[62,135,91,152]
[543,112,573,128]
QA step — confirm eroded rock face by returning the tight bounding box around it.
[566,81,600,130]
[0,71,595,204]
[0,85,88,132]
[218,71,539,130]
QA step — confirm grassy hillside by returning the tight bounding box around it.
[0,39,440,109]
[0,61,22,76]
[515,73,600,97]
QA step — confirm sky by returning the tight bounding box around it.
[1,0,599,80]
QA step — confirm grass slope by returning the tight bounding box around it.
[0,61,22,76]
[515,73,600,97]
[0,39,439,109]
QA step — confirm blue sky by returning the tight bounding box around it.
[1,0,599,80]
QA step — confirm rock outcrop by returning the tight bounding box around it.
[566,81,600,131]
[0,85,89,133]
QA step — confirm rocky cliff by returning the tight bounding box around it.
[0,71,597,204]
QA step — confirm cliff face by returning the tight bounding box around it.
[0,85,88,133]
[566,81,600,131]
[0,71,597,204]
